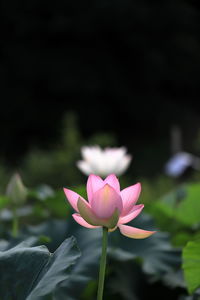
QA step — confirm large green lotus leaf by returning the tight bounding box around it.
[1,219,100,300]
[109,214,182,277]
[22,219,70,251]
[23,219,102,300]
[182,239,200,294]
[0,236,39,252]
[23,215,181,293]
[4,213,182,299]
[54,225,102,300]
[0,236,80,300]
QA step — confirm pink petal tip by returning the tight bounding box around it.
[118,224,156,239]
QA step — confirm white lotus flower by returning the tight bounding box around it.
[77,146,132,177]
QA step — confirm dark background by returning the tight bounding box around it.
[1,0,200,173]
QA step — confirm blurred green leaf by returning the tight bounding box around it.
[182,239,200,294]
[33,184,55,201]
[2,206,33,219]
[176,184,200,226]
[44,190,70,218]
[109,214,181,278]
[73,185,87,200]
[0,195,9,209]
[108,261,141,300]
[147,183,200,247]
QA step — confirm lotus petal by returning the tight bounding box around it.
[118,224,156,239]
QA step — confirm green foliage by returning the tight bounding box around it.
[109,214,181,278]
[1,152,200,299]
[146,183,200,247]
[182,239,200,294]
[176,184,200,226]
[41,190,70,219]
[0,195,9,210]
[3,214,181,299]
[0,237,80,300]
[139,176,174,205]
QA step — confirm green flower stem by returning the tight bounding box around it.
[12,209,19,237]
[97,227,108,300]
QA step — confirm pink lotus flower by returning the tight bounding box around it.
[64,174,155,239]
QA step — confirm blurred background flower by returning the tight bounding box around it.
[77,146,132,177]
[165,152,200,178]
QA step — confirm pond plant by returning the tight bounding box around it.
[64,174,155,300]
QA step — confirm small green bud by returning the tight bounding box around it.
[6,173,27,206]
